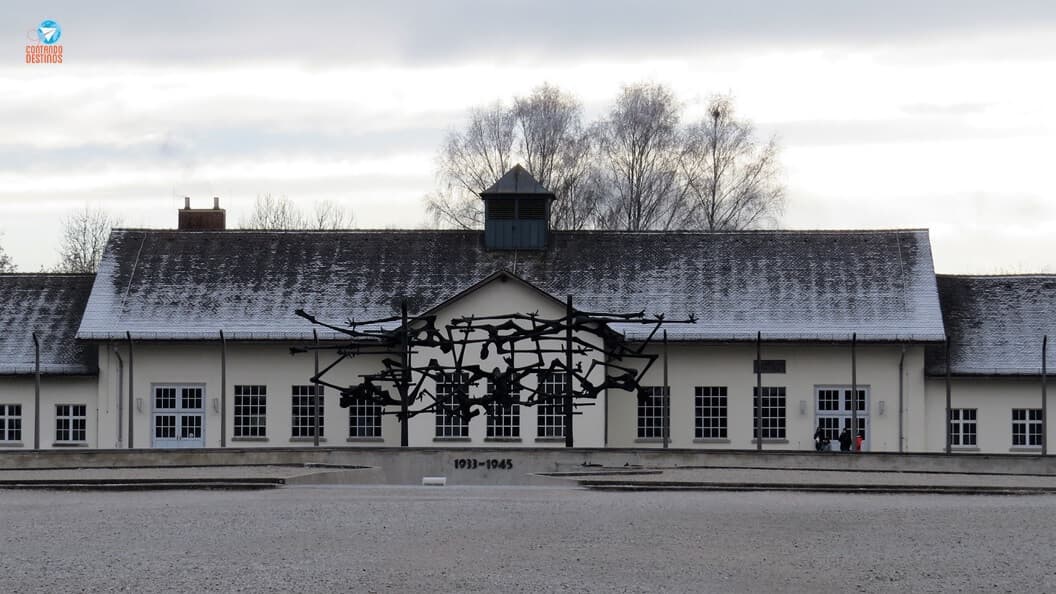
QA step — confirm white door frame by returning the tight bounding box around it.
[151,383,206,448]
[814,385,870,451]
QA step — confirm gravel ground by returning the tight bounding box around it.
[1,486,1054,593]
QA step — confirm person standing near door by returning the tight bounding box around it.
[838,427,852,452]
[855,432,864,452]
[813,424,828,452]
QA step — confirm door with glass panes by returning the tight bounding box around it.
[815,386,869,451]
[152,384,206,448]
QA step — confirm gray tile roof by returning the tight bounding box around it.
[481,164,554,196]
[76,228,946,343]
[0,274,97,375]
[927,275,1056,376]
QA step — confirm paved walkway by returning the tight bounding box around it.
[0,465,358,489]
[4,462,1056,493]
[551,466,1056,493]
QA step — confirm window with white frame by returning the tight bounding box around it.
[291,385,324,438]
[950,408,977,447]
[486,380,520,438]
[752,386,786,440]
[435,372,469,438]
[0,404,22,442]
[1012,408,1043,447]
[348,398,382,438]
[637,386,668,439]
[695,387,728,439]
[233,385,267,438]
[55,404,87,442]
[537,372,567,438]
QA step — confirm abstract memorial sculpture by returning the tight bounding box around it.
[293,296,694,447]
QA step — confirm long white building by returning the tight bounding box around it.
[1,167,1052,453]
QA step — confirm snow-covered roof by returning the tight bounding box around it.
[927,275,1056,376]
[76,228,946,343]
[0,274,97,375]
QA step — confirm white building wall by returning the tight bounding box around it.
[924,377,1051,454]
[607,344,926,452]
[96,342,394,449]
[0,376,98,449]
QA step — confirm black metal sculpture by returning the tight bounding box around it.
[293,296,693,447]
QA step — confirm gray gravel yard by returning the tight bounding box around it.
[1,486,1054,593]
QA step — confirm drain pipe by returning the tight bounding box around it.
[112,344,125,447]
[33,332,40,450]
[220,330,227,449]
[897,346,905,454]
[127,331,135,449]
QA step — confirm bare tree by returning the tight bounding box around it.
[595,83,689,231]
[681,96,785,230]
[310,200,354,230]
[516,85,602,231]
[241,195,355,230]
[56,206,121,273]
[242,194,307,229]
[427,102,516,229]
[426,83,785,232]
[0,235,15,273]
[427,85,601,230]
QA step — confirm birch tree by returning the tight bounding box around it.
[681,96,785,230]
[595,83,688,231]
[56,206,121,273]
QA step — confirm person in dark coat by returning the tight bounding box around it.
[813,424,828,452]
[838,428,852,452]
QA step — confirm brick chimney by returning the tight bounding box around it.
[177,196,226,230]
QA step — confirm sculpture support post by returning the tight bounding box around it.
[312,329,321,447]
[400,300,410,448]
[565,295,574,448]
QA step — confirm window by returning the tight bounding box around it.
[435,373,469,438]
[155,386,177,410]
[291,385,324,438]
[695,387,728,439]
[817,389,840,412]
[752,387,786,440]
[950,408,977,447]
[537,372,567,438]
[1012,408,1043,447]
[844,389,866,413]
[348,398,382,439]
[0,404,22,442]
[234,385,267,438]
[486,380,520,438]
[637,386,668,439]
[55,404,87,442]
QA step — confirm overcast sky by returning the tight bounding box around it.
[1,1,1054,273]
